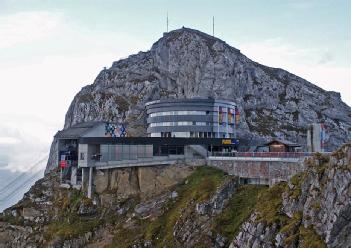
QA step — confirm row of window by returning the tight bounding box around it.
[151,132,235,138]
[149,108,236,118]
[149,121,235,127]
[190,132,235,138]
[100,144,153,161]
[150,110,206,117]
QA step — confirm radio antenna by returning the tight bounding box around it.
[167,12,169,32]
[212,16,215,37]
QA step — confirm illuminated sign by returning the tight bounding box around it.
[222,139,232,145]
[221,139,240,145]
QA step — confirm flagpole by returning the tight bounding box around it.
[218,105,220,138]
[226,108,229,138]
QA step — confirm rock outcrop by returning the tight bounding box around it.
[46,27,351,172]
[230,144,351,248]
[94,164,194,198]
[2,146,351,247]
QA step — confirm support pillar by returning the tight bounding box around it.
[70,166,77,185]
[81,168,88,191]
[87,167,93,199]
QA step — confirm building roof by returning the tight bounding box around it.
[264,139,301,147]
[55,121,105,139]
[145,98,236,107]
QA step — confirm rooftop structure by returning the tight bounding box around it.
[264,139,302,152]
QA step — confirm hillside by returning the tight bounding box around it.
[1,145,351,247]
[46,27,351,172]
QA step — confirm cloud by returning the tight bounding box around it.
[318,51,334,65]
[0,11,64,48]
[0,10,149,172]
[0,137,21,145]
[239,38,351,106]
[0,115,53,172]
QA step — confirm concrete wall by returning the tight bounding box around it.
[208,159,305,186]
[78,144,88,167]
[78,144,99,167]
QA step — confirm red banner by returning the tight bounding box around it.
[228,108,234,123]
[59,160,67,169]
[219,106,223,123]
[235,107,240,124]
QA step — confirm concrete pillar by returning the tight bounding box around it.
[70,166,77,185]
[307,128,312,152]
[87,167,93,199]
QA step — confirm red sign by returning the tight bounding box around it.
[59,160,67,168]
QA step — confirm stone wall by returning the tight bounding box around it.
[209,159,305,185]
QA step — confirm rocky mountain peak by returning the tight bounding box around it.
[151,27,239,52]
[46,27,351,171]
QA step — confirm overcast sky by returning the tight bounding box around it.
[0,0,350,172]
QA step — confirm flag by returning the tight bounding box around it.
[59,160,67,169]
[228,108,234,123]
[219,106,223,123]
[235,107,240,124]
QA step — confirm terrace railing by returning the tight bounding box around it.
[210,151,315,158]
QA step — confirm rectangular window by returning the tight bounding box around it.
[80,152,85,160]
[145,145,153,158]
[121,145,130,160]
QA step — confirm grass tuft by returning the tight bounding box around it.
[212,185,267,240]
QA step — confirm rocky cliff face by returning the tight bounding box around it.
[2,146,351,247]
[46,27,351,172]
[230,144,351,248]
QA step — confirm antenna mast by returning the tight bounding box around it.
[212,16,215,37]
[167,12,169,32]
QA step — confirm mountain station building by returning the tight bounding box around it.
[54,98,241,194]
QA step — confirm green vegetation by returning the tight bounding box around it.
[108,166,227,247]
[0,213,24,226]
[299,226,326,248]
[44,190,102,240]
[289,172,307,200]
[212,185,267,240]
[45,218,102,240]
[145,166,226,246]
[281,212,302,246]
[255,182,288,225]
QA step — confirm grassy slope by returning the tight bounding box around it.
[108,166,228,247]
[212,185,267,241]
[107,167,270,248]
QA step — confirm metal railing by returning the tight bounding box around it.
[210,151,314,158]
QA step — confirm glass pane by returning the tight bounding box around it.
[138,145,145,158]
[130,145,137,160]
[115,144,122,161]
[100,145,108,162]
[121,145,129,160]
[145,145,153,158]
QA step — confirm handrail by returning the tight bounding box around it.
[210,151,316,158]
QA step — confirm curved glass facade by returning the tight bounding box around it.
[146,98,238,138]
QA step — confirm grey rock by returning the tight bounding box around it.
[46,27,351,173]
[230,144,351,248]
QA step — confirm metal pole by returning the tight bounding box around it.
[226,108,229,138]
[212,16,215,37]
[235,106,238,139]
[88,167,93,198]
[217,105,220,138]
[167,12,169,32]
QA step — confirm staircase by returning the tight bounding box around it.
[188,145,208,158]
